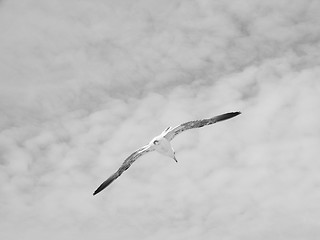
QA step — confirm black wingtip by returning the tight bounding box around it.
[93,174,117,196]
[93,188,100,196]
[93,186,102,196]
[215,111,241,122]
[93,182,110,196]
[93,191,100,196]
[93,184,107,196]
[232,111,241,116]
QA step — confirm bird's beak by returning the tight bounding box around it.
[173,156,178,163]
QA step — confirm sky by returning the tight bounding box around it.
[1,0,320,239]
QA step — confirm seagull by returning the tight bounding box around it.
[93,111,241,195]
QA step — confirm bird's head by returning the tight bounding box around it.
[150,137,161,147]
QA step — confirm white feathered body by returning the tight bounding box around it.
[150,135,175,159]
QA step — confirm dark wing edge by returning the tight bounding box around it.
[93,145,153,195]
[164,111,241,141]
[93,172,119,195]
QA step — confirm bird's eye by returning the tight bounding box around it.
[153,140,159,145]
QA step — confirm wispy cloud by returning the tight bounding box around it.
[1,0,320,239]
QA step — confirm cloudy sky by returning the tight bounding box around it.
[1,0,320,239]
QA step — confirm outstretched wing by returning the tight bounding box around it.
[164,112,241,141]
[93,145,154,195]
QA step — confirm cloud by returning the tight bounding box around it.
[1,0,320,239]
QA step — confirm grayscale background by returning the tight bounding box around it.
[1,0,320,239]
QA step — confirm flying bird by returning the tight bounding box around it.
[93,111,241,195]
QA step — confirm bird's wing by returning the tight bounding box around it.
[164,112,241,141]
[93,144,154,195]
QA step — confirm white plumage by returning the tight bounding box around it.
[93,111,241,195]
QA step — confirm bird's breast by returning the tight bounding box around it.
[155,138,173,155]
